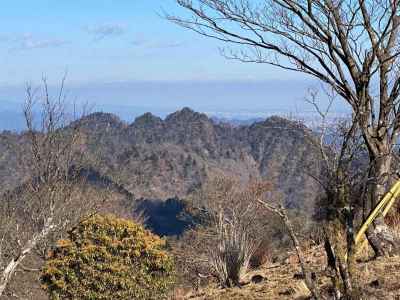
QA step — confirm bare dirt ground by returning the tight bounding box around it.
[177,246,400,300]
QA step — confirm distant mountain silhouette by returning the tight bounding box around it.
[0,108,320,230]
[0,107,323,224]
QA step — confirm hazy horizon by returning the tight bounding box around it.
[0,78,350,131]
[0,1,350,131]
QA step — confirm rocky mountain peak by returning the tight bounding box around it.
[84,112,122,123]
[261,115,308,131]
[165,107,210,124]
[75,112,126,131]
[132,112,163,127]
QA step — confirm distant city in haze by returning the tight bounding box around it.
[0,1,350,131]
[0,79,349,131]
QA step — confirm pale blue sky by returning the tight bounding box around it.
[0,0,300,85]
[0,0,346,123]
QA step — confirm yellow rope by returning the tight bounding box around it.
[355,180,400,245]
[382,184,400,217]
[351,180,400,257]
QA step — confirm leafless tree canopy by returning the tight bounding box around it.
[0,78,97,296]
[169,0,400,256]
[185,176,272,287]
[169,0,400,117]
[168,0,400,158]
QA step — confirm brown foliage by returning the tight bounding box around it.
[174,176,273,288]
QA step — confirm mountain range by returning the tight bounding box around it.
[0,107,326,299]
[0,107,323,224]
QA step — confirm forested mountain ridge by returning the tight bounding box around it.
[0,107,323,215]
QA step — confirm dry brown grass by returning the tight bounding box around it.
[179,246,400,300]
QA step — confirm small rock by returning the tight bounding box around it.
[251,274,265,284]
[369,279,380,288]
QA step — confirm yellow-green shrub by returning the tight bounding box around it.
[41,214,175,300]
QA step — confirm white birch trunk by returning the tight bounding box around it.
[0,218,54,297]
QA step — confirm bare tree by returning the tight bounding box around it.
[168,0,400,256]
[256,124,362,299]
[187,176,271,287]
[0,78,97,296]
[303,89,377,299]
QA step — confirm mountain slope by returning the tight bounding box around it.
[0,108,325,299]
[0,108,323,215]
[71,108,322,213]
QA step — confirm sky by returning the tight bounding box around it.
[0,0,348,124]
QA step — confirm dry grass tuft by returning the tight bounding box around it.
[180,245,400,299]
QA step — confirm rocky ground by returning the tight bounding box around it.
[178,246,400,300]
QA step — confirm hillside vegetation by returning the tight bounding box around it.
[3,107,398,300]
[0,108,323,215]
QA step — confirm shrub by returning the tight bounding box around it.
[187,177,272,287]
[41,214,175,300]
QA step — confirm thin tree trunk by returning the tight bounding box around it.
[257,200,323,299]
[324,217,356,300]
[0,218,54,297]
[0,245,34,296]
[280,209,323,300]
